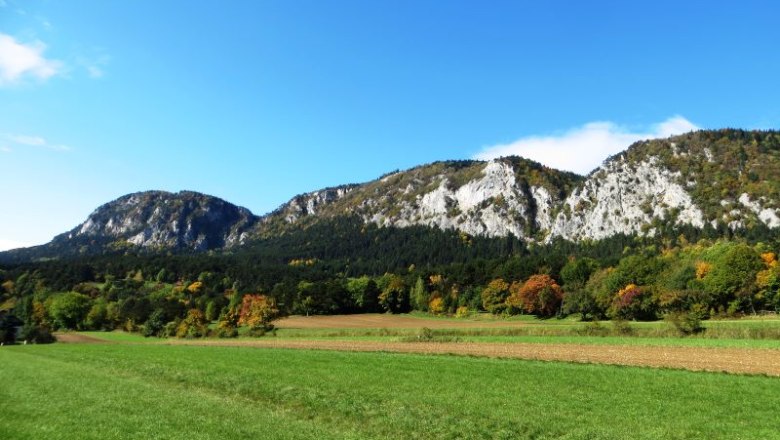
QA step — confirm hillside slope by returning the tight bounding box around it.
[3,129,780,263]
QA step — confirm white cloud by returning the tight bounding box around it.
[9,134,46,146]
[0,33,62,86]
[0,146,11,153]
[0,238,31,252]
[2,133,71,151]
[473,116,699,175]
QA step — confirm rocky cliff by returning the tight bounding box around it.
[263,129,780,242]
[60,190,258,251]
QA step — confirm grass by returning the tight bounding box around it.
[2,343,780,439]
[78,330,162,343]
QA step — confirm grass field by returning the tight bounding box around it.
[3,314,780,439]
[3,343,780,439]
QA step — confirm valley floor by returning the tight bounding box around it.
[4,314,780,439]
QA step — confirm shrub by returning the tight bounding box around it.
[20,324,56,344]
[665,311,705,336]
[578,320,609,336]
[142,309,166,337]
[611,319,635,335]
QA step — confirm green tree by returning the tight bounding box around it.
[410,277,428,311]
[345,276,380,312]
[47,292,92,330]
[703,243,763,311]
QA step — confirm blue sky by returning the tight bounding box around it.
[1,0,779,250]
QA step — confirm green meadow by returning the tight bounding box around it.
[2,342,780,439]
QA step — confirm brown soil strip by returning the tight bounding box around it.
[171,339,780,376]
[53,332,111,344]
[275,314,537,329]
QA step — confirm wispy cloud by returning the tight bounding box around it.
[78,53,110,78]
[0,146,11,153]
[0,33,62,86]
[2,133,71,151]
[473,116,700,175]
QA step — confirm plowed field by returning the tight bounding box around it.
[274,313,536,329]
[172,338,780,376]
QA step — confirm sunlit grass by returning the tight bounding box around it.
[2,344,780,439]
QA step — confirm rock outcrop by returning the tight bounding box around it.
[65,191,258,251]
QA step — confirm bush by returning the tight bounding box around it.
[142,310,166,337]
[578,320,609,336]
[665,311,705,336]
[611,319,635,335]
[162,320,180,338]
[214,326,238,338]
[20,324,56,344]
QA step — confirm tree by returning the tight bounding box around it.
[205,301,217,322]
[481,279,510,314]
[609,284,657,320]
[560,258,600,320]
[47,292,92,330]
[703,243,763,311]
[238,294,280,333]
[506,274,563,317]
[560,257,599,290]
[378,274,409,313]
[142,309,167,337]
[85,299,109,330]
[410,277,428,311]
[175,309,208,338]
[216,308,239,338]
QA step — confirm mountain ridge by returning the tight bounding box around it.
[3,129,780,262]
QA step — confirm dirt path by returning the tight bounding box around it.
[53,332,111,344]
[274,314,538,329]
[171,339,780,377]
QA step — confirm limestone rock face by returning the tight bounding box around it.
[262,158,581,240]
[549,157,705,241]
[68,191,257,251]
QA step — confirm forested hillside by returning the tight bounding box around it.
[4,129,780,342]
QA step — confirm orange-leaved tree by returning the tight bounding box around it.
[506,274,563,317]
[238,294,280,333]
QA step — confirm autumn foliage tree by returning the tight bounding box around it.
[176,309,209,338]
[481,278,510,314]
[506,274,563,317]
[238,294,280,334]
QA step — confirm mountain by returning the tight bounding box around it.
[265,129,780,242]
[1,191,258,261]
[551,129,780,241]
[259,158,583,241]
[3,129,780,263]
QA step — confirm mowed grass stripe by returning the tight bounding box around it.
[3,344,780,439]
